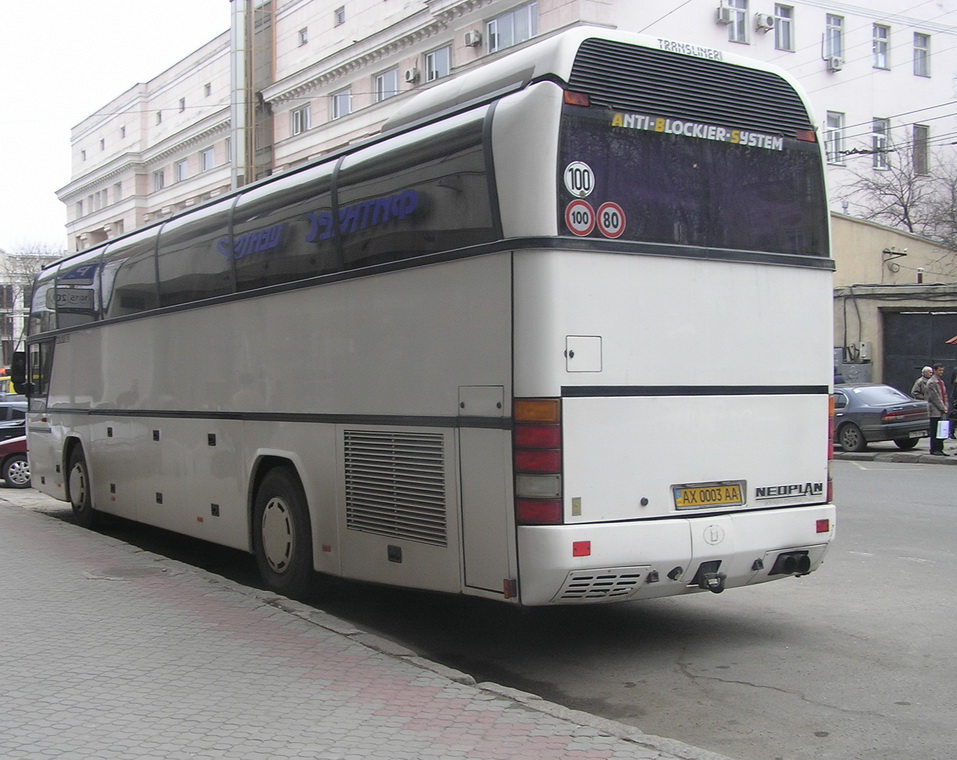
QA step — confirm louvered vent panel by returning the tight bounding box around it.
[344,430,447,547]
[567,38,813,134]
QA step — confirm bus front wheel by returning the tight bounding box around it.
[253,467,315,601]
[67,446,97,528]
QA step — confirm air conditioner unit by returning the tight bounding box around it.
[826,56,844,72]
[464,30,482,47]
[404,68,419,83]
[716,5,734,24]
[755,13,775,30]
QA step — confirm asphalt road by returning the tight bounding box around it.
[11,458,955,760]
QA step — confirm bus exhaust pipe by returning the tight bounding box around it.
[770,551,811,577]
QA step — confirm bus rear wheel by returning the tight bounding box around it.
[253,467,315,601]
[67,446,97,528]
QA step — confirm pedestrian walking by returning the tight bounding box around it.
[926,364,950,455]
[911,366,933,400]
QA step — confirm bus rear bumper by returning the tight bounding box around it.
[515,504,836,606]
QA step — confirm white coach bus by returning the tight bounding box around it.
[16,27,835,605]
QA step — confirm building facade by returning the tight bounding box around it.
[56,0,957,388]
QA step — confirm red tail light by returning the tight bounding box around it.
[514,398,563,525]
[828,394,835,461]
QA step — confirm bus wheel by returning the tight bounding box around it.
[253,467,315,600]
[838,422,866,453]
[67,446,97,528]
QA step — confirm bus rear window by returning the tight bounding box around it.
[558,108,829,257]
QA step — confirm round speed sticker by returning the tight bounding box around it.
[563,162,595,198]
[565,199,595,236]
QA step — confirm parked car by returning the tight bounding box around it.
[0,401,26,442]
[833,383,929,452]
[0,435,30,488]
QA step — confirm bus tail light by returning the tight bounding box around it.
[563,90,590,107]
[827,394,835,460]
[514,398,563,525]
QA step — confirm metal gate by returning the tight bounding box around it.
[883,311,957,394]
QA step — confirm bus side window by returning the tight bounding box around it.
[231,162,337,292]
[336,110,497,270]
[26,339,55,410]
[157,198,235,307]
[28,266,59,334]
[101,228,161,318]
[55,250,103,328]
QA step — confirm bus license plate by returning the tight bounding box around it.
[672,481,745,510]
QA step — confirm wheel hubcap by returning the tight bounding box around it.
[69,463,87,509]
[261,497,294,573]
[7,459,29,486]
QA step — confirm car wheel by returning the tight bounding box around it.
[838,422,867,452]
[894,437,920,450]
[67,446,97,528]
[253,467,315,601]
[2,453,30,488]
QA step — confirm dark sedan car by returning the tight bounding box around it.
[834,383,928,452]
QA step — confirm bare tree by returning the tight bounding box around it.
[838,138,938,235]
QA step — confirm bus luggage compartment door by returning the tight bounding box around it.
[458,385,513,596]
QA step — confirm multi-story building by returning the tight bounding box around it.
[55,0,957,386]
[58,0,957,252]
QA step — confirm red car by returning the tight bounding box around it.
[0,435,30,488]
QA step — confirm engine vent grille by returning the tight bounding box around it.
[552,566,651,603]
[344,430,447,547]
[567,37,813,135]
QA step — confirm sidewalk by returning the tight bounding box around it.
[0,496,731,760]
[832,435,957,464]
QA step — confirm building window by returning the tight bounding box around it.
[872,118,890,170]
[334,6,345,26]
[120,125,127,138]
[725,0,748,44]
[914,33,930,77]
[179,97,186,112]
[825,111,844,164]
[201,148,215,172]
[100,138,105,151]
[81,150,87,162]
[114,182,123,202]
[873,24,890,69]
[205,83,212,97]
[913,124,930,175]
[375,69,399,102]
[153,169,166,192]
[77,200,84,217]
[426,45,451,82]
[175,159,189,182]
[825,14,844,59]
[291,104,311,135]
[774,5,793,51]
[298,27,308,46]
[156,110,163,125]
[331,88,352,120]
[487,2,538,53]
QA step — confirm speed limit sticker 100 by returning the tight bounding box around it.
[565,199,595,236]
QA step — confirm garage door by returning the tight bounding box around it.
[883,311,957,395]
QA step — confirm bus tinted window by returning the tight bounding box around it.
[230,162,337,291]
[157,199,235,306]
[55,251,102,328]
[28,267,59,334]
[101,227,161,318]
[558,108,829,257]
[337,110,497,269]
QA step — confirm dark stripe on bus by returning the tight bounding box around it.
[561,385,830,398]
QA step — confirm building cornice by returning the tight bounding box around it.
[264,0,494,106]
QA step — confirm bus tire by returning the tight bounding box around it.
[837,422,866,453]
[253,467,315,601]
[67,446,97,528]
